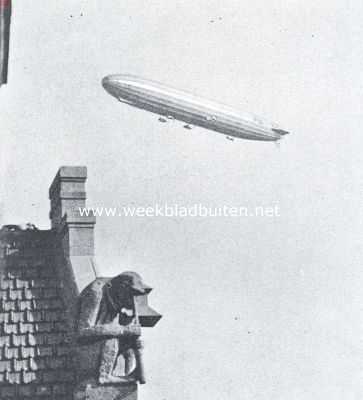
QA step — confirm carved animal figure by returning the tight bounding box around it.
[77,272,147,384]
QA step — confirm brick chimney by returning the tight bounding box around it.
[49,166,97,294]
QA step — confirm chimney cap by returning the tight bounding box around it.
[49,166,87,199]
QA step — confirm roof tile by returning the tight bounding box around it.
[13,358,29,372]
[18,300,32,311]
[0,312,9,323]
[0,280,13,290]
[36,346,53,357]
[0,360,11,372]
[6,370,22,384]
[29,357,46,371]
[15,280,30,290]
[9,290,23,301]
[26,310,43,323]
[19,323,35,334]
[3,347,18,360]
[0,290,9,300]
[10,311,25,323]
[4,324,17,335]
[0,336,11,346]
[22,370,37,384]
[11,334,26,347]
[20,346,35,359]
[34,323,53,333]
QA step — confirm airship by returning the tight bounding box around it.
[102,74,290,142]
[0,0,11,87]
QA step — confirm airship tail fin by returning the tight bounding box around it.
[272,128,290,136]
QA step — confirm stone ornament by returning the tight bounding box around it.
[77,272,161,385]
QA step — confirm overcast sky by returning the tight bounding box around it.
[1,1,363,399]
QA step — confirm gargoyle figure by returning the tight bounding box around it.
[78,272,149,384]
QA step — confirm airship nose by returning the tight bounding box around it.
[102,75,113,90]
[102,75,121,98]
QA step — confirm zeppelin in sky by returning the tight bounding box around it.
[102,74,290,142]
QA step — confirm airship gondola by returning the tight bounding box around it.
[102,74,290,142]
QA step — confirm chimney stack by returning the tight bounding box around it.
[49,166,97,293]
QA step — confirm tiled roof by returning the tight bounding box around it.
[0,228,75,399]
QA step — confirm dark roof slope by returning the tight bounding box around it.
[0,226,75,399]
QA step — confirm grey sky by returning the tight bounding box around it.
[1,1,363,399]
